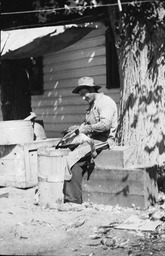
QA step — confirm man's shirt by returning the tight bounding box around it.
[85,93,118,142]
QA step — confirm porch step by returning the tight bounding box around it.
[94,146,135,169]
[82,146,158,208]
[82,166,158,208]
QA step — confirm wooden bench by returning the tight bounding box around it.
[82,146,158,208]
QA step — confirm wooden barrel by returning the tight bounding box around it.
[38,148,69,207]
[0,120,34,145]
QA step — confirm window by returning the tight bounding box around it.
[106,28,120,89]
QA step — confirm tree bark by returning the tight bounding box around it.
[108,6,165,167]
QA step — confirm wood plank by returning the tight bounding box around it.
[80,26,106,39]
[44,56,106,73]
[109,94,120,104]
[43,87,75,97]
[32,95,88,107]
[46,131,62,138]
[43,75,106,89]
[55,36,105,53]
[34,87,76,98]
[33,87,120,99]
[32,105,87,116]
[37,114,85,124]
[32,93,120,108]
[44,122,80,132]
[104,88,120,95]
[44,66,106,81]
[44,46,105,65]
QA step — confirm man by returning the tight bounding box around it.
[63,76,118,204]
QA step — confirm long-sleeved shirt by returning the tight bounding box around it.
[84,93,118,143]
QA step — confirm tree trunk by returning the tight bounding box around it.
[108,6,165,167]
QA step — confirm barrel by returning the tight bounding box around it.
[38,148,69,207]
[0,120,34,145]
[33,120,46,141]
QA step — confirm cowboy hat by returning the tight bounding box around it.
[72,77,101,94]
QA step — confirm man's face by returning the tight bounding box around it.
[78,88,95,104]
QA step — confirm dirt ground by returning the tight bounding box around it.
[0,186,165,256]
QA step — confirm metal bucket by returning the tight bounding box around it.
[0,120,34,145]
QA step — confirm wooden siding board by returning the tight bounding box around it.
[44,66,106,80]
[32,105,87,116]
[32,89,120,99]
[32,94,120,107]
[44,123,80,132]
[44,47,105,65]
[32,96,88,107]
[44,56,106,73]
[43,75,107,89]
[38,114,85,124]
[52,36,105,53]
[32,88,120,98]
[46,131,61,138]
[76,26,106,39]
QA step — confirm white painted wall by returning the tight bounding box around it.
[32,23,120,138]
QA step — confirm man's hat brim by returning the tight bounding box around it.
[72,85,101,94]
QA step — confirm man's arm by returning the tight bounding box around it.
[79,99,117,134]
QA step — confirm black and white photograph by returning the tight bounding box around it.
[0,1,165,255]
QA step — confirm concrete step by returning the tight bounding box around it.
[94,146,136,169]
[82,166,158,208]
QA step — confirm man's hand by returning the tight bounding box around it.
[79,123,92,135]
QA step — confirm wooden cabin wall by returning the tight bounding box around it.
[31,24,120,138]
